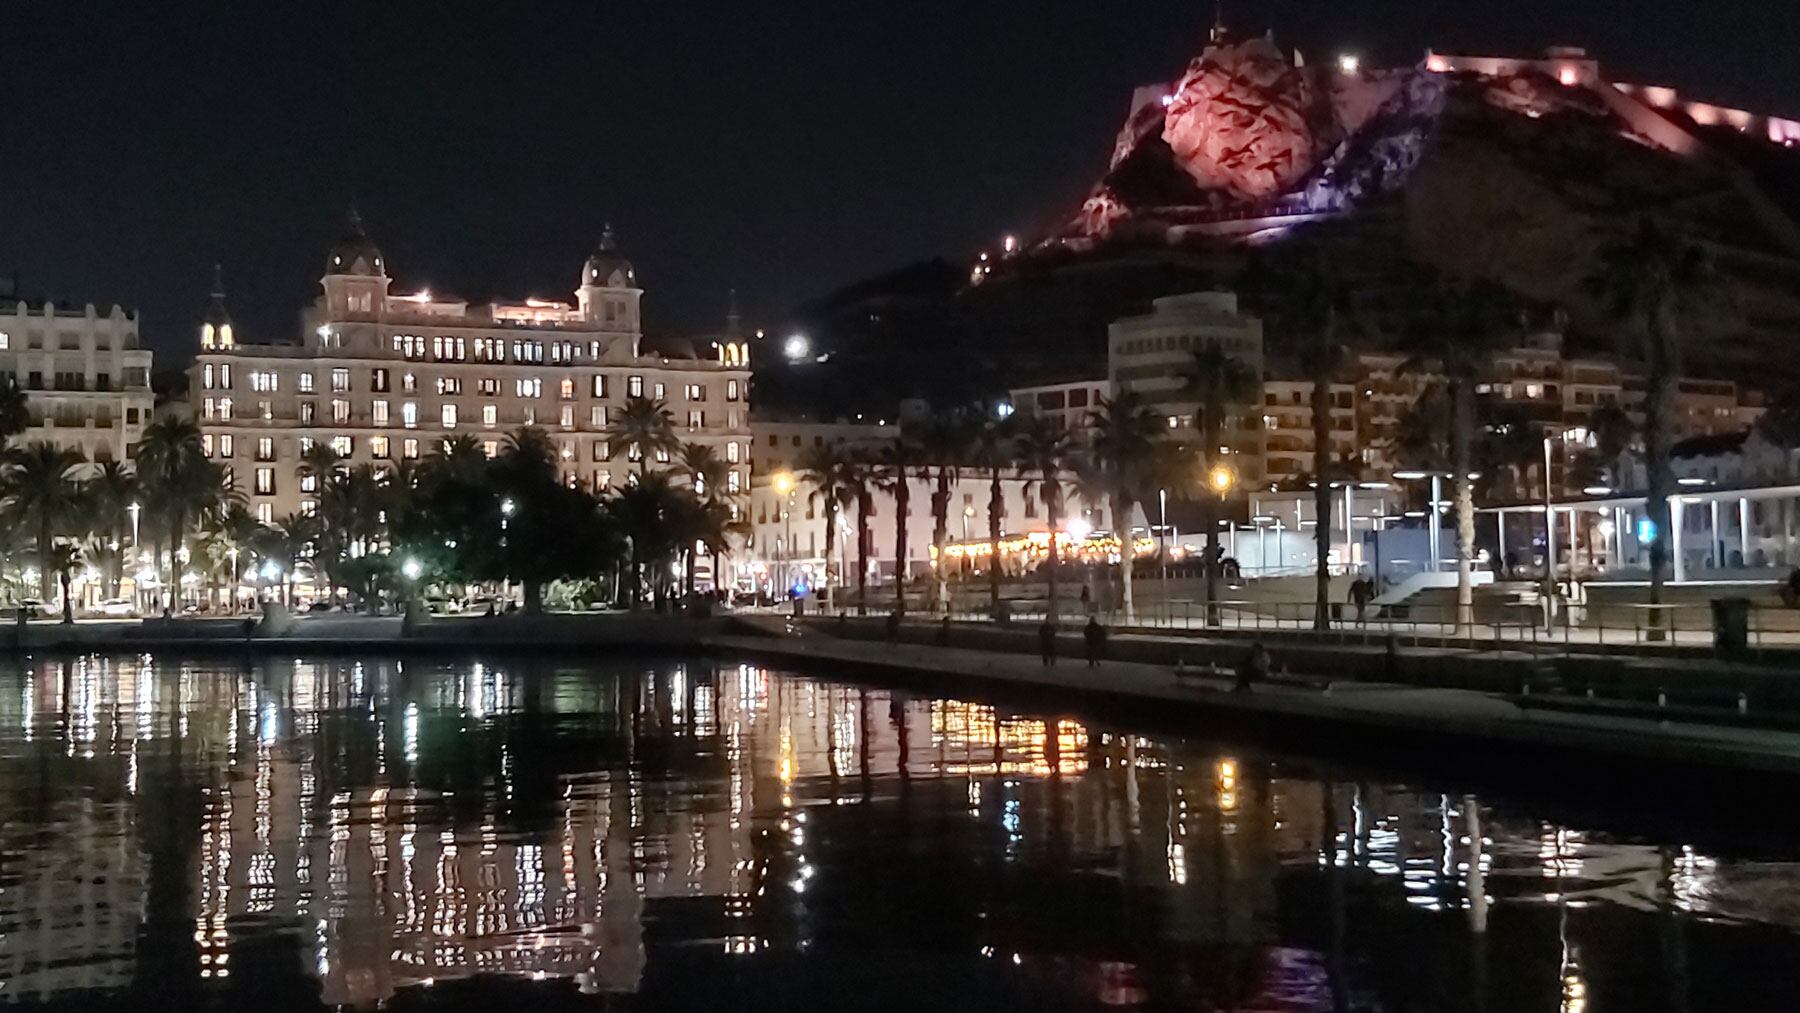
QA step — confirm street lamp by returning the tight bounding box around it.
[773,472,795,597]
[128,501,140,550]
[403,557,423,581]
[1208,465,1234,496]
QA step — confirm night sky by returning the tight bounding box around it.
[4,0,1797,365]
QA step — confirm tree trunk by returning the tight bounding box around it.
[1114,491,1136,624]
[59,570,72,624]
[524,579,544,614]
[168,512,184,615]
[987,469,1004,618]
[932,473,950,613]
[629,542,643,610]
[823,502,838,615]
[1045,490,1061,624]
[1203,409,1222,627]
[37,517,52,602]
[1451,377,1476,634]
[1644,315,1676,612]
[893,479,908,615]
[855,494,870,615]
[1312,363,1333,631]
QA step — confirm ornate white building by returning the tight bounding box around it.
[0,297,153,465]
[188,217,752,524]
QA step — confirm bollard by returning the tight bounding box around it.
[1657,689,1668,709]
[1738,692,1749,716]
[1585,687,1595,702]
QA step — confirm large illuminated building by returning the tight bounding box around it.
[0,290,153,467]
[187,216,752,525]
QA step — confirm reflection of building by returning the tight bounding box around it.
[188,217,752,526]
[0,296,154,466]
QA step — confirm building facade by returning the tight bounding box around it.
[1007,379,1113,445]
[0,300,153,465]
[189,220,752,524]
[1109,291,1266,485]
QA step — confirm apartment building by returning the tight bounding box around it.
[189,218,751,523]
[1260,376,1357,485]
[1108,291,1265,484]
[0,299,153,465]
[1007,379,1113,444]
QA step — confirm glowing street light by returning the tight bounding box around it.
[783,334,810,361]
[402,558,423,580]
[1338,53,1361,74]
[1208,465,1235,495]
[772,472,794,495]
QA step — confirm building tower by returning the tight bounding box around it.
[320,209,390,323]
[576,225,643,350]
[200,263,234,350]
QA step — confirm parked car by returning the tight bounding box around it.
[95,598,136,617]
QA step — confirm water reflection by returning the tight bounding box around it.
[0,655,1797,1010]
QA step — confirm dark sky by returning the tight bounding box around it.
[4,0,1797,365]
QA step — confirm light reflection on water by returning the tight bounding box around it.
[0,654,1797,1011]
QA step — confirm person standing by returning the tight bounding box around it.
[1038,620,1057,667]
[1083,615,1107,667]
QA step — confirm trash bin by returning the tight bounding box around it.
[1711,597,1750,654]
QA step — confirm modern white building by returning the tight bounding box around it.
[1108,291,1265,484]
[1007,379,1112,444]
[0,298,153,465]
[188,218,752,525]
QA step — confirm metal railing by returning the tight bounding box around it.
[787,592,1797,655]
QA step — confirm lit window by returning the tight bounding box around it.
[371,368,390,393]
[403,438,420,460]
[331,368,350,392]
[482,440,499,458]
[372,399,389,426]
[402,401,418,429]
[256,437,274,461]
[591,375,607,398]
[654,447,670,464]
[727,469,742,493]
[300,473,317,493]
[219,434,234,457]
[592,440,610,462]
[370,435,390,458]
[301,499,317,517]
[684,383,704,400]
[726,442,739,463]
[218,397,233,420]
[331,436,352,457]
[560,405,574,429]
[202,434,214,457]
[654,382,665,400]
[560,441,574,461]
[331,399,350,424]
[560,378,575,400]
[251,370,278,392]
[628,375,644,398]
[256,503,273,525]
[203,364,215,390]
[727,379,740,401]
[590,405,606,428]
[441,404,457,429]
[258,400,272,420]
[478,377,498,395]
[254,467,275,495]
[688,410,704,429]
[515,378,542,398]
[298,372,315,394]
[219,364,232,388]
[480,403,495,427]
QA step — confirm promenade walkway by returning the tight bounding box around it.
[718,619,1800,779]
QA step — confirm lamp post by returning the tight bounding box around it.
[500,497,515,605]
[1206,464,1234,626]
[1158,488,1169,626]
[773,472,794,599]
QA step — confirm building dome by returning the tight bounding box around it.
[581,225,637,288]
[326,209,386,277]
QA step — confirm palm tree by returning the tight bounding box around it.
[676,442,737,590]
[3,441,87,601]
[1400,277,1521,633]
[841,450,877,614]
[797,442,856,615]
[605,396,679,477]
[84,460,136,597]
[137,417,219,613]
[968,413,1015,619]
[425,434,488,484]
[1183,341,1260,625]
[43,542,80,624]
[1590,219,1718,611]
[1088,391,1162,624]
[608,472,683,609]
[206,502,263,610]
[0,374,29,450]
[1015,415,1072,624]
[919,410,972,614]
[874,431,920,614]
